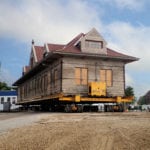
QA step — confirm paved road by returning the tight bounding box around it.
[0,112,50,134]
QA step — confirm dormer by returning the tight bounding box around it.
[80,28,107,54]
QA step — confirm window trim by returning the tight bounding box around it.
[75,67,88,85]
[85,40,103,49]
[100,69,112,87]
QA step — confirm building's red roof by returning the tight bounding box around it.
[47,43,64,52]
[34,46,44,62]
[107,48,129,58]
[33,32,137,62]
[23,65,30,74]
[61,33,84,53]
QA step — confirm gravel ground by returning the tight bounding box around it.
[0,112,50,135]
[0,112,150,150]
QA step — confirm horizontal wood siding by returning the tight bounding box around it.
[18,60,62,102]
[18,56,125,103]
[62,57,125,97]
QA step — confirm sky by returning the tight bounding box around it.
[0,0,150,98]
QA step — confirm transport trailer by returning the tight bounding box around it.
[16,82,133,112]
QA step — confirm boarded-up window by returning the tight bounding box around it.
[100,69,112,87]
[75,68,81,85]
[75,68,88,85]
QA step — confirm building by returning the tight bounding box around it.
[13,28,138,111]
[0,90,18,111]
[143,90,150,104]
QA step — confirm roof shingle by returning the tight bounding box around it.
[34,46,44,62]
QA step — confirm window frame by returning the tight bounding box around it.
[75,68,88,85]
[100,69,112,87]
[85,40,103,49]
[1,97,4,104]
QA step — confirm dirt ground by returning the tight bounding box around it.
[0,112,150,150]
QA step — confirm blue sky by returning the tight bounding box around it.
[0,0,150,98]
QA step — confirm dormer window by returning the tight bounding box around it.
[85,40,103,49]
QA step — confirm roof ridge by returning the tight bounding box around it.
[47,43,65,46]
[65,33,84,47]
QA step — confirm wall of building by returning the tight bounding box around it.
[62,56,125,97]
[18,59,62,102]
[0,95,18,111]
[17,55,126,103]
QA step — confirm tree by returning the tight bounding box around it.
[0,82,11,90]
[125,86,134,97]
[125,86,135,104]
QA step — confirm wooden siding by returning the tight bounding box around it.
[18,55,126,103]
[18,60,62,102]
[62,57,125,97]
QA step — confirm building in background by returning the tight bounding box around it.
[0,90,18,111]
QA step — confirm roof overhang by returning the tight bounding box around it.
[13,51,139,86]
[13,52,62,86]
[54,51,139,63]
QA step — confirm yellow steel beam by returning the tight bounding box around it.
[17,93,134,104]
[59,95,134,103]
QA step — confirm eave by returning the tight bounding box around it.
[13,52,62,86]
[13,51,139,86]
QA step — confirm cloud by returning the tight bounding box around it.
[103,0,147,11]
[0,0,102,44]
[104,21,150,97]
[105,21,150,72]
[0,0,149,97]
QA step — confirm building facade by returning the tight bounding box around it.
[13,28,138,105]
[0,90,18,111]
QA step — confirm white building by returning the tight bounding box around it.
[0,91,18,111]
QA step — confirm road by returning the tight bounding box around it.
[0,112,150,150]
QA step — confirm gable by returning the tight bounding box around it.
[80,28,107,54]
[29,46,37,68]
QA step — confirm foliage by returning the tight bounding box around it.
[0,82,11,90]
[125,86,134,97]
[125,86,135,104]
[138,96,146,105]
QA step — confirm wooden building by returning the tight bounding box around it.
[13,28,138,107]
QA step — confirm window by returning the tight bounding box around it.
[1,97,4,104]
[12,97,16,104]
[85,41,102,49]
[7,97,11,102]
[75,68,88,85]
[100,69,112,86]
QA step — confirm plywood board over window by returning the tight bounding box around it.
[75,68,81,85]
[75,68,88,85]
[106,70,112,86]
[82,68,88,85]
[100,69,112,87]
